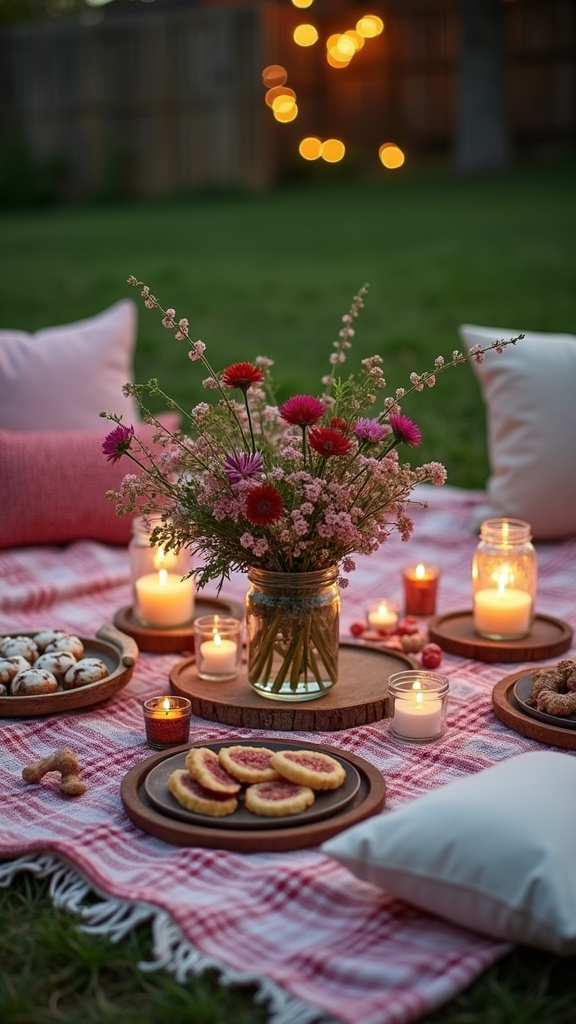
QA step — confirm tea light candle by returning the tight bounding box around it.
[194,615,242,680]
[474,587,532,638]
[366,600,399,633]
[135,568,195,628]
[143,696,192,750]
[388,670,449,743]
[402,563,440,617]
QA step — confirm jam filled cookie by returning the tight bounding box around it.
[167,769,238,816]
[185,747,241,795]
[218,745,280,784]
[244,779,315,817]
[270,749,346,790]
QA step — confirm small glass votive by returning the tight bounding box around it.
[365,599,399,634]
[387,670,449,743]
[194,616,242,681]
[143,696,192,750]
[402,563,440,617]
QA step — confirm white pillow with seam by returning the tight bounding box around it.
[322,751,576,954]
[0,299,139,430]
[460,323,576,540]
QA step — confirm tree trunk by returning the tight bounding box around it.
[453,0,513,173]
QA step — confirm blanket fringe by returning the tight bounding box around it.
[0,854,334,1024]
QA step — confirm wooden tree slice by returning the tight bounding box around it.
[492,669,576,750]
[169,643,415,731]
[428,610,572,663]
[121,740,386,852]
[114,595,244,654]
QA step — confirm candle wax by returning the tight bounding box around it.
[474,587,532,637]
[367,603,399,631]
[392,693,443,740]
[135,570,194,628]
[199,636,238,676]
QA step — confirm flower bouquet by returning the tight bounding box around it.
[103,280,521,700]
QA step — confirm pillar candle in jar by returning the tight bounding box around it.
[474,586,532,638]
[135,568,194,628]
[392,680,443,740]
[366,600,399,632]
[402,563,440,617]
[143,696,192,749]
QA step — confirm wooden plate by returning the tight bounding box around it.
[113,594,245,653]
[144,741,361,830]
[169,642,417,731]
[121,739,387,852]
[0,624,138,717]
[428,610,573,663]
[492,667,576,750]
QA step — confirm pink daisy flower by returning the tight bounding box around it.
[221,362,264,390]
[354,418,388,443]
[224,452,263,484]
[389,413,422,447]
[308,426,353,457]
[101,423,135,463]
[280,395,325,427]
[245,484,284,526]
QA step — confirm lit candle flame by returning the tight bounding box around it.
[162,697,171,714]
[415,563,426,580]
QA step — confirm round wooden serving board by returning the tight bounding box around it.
[169,642,416,731]
[492,667,576,750]
[428,610,572,663]
[0,624,138,717]
[120,739,386,852]
[113,595,244,654]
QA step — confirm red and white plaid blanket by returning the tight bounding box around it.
[1,486,574,1024]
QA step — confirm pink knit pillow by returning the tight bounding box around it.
[0,300,139,431]
[0,415,180,548]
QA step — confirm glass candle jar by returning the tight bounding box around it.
[193,615,243,681]
[387,670,449,743]
[472,518,537,640]
[129,517,195,628]
[365,599,399,634]
[402,564,440,617]
[143,696,192,750]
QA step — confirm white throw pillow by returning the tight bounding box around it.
[460,323,576,540]
[0,299,139,430]
[322,751,576,954]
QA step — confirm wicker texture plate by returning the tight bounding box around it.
[121,739,387,852]
[0,624,138,717]
[169,642,416,731]
[428,610,573,663]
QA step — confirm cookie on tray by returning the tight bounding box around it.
[219,745,280,784]
[244,779,315,817]
[167,769,238,816]
[270,749,346,791]
[185,747,241,795]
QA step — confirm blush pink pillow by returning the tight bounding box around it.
[0,300,139,430]
[0,415,180,548]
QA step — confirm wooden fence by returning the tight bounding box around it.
[0,0,574,202]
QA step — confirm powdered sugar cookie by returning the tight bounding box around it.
[33,630,72,653]
[0,655,30,685]
[167,769,238,816]
[1,636,39,664]
[35,651,77,680]
[45,634,84,660]
[11,667,59,696]
[62,657,108,689]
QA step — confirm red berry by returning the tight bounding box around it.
[397,615,420,636]
[350,621,366,637]
[421,643,442,669]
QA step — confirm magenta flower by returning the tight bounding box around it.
[224,452,263,484]
[354,418,389,444]
[101,423,135,463]
[308,426,353,457]
[245,484,284,526]
[221,362,264,390]
[389,413,422,447]
[280,395,325,427]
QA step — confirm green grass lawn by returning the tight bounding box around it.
[1,160,575,1022]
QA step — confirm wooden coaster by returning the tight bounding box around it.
[492,669,576,751]
[169,642,416,731]
[120,739,386,852]
[428,610,573,663]
[113,596,244,654]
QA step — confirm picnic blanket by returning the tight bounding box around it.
[1,485,575,1024]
